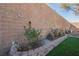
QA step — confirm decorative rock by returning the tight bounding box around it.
[9,41,19,56]
[9,35,68,56]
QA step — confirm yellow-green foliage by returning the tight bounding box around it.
[50,28,65,38]
[24,28,41,43]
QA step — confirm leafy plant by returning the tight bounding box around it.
[60,4,79,15]
[24,28,41,43]
[65,29,71,34]
[47,28,65,40]
[21,21,42,50]
[46,32,54,40]
[24,21,41,43]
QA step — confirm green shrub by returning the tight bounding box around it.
[46,32,54,40]
[47,28,65,40]
[24,28,41,43]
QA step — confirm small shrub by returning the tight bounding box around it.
[46,32,54,40]
[65,30,71,34]
[17,21,42,51]
[46,28,65,40]
[24,28,41,43]
[23,21,42,50]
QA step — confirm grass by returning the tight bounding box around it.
[46,37,79,56]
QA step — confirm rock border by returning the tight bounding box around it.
[9,34,68,56]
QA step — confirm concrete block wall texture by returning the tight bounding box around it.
[72,22,79,30]
[0,3,78,55]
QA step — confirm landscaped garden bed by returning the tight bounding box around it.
[9,21,70,56]
[9,35,67,56]
[46,37,79,56]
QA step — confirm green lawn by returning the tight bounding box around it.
[47,37,79,56]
